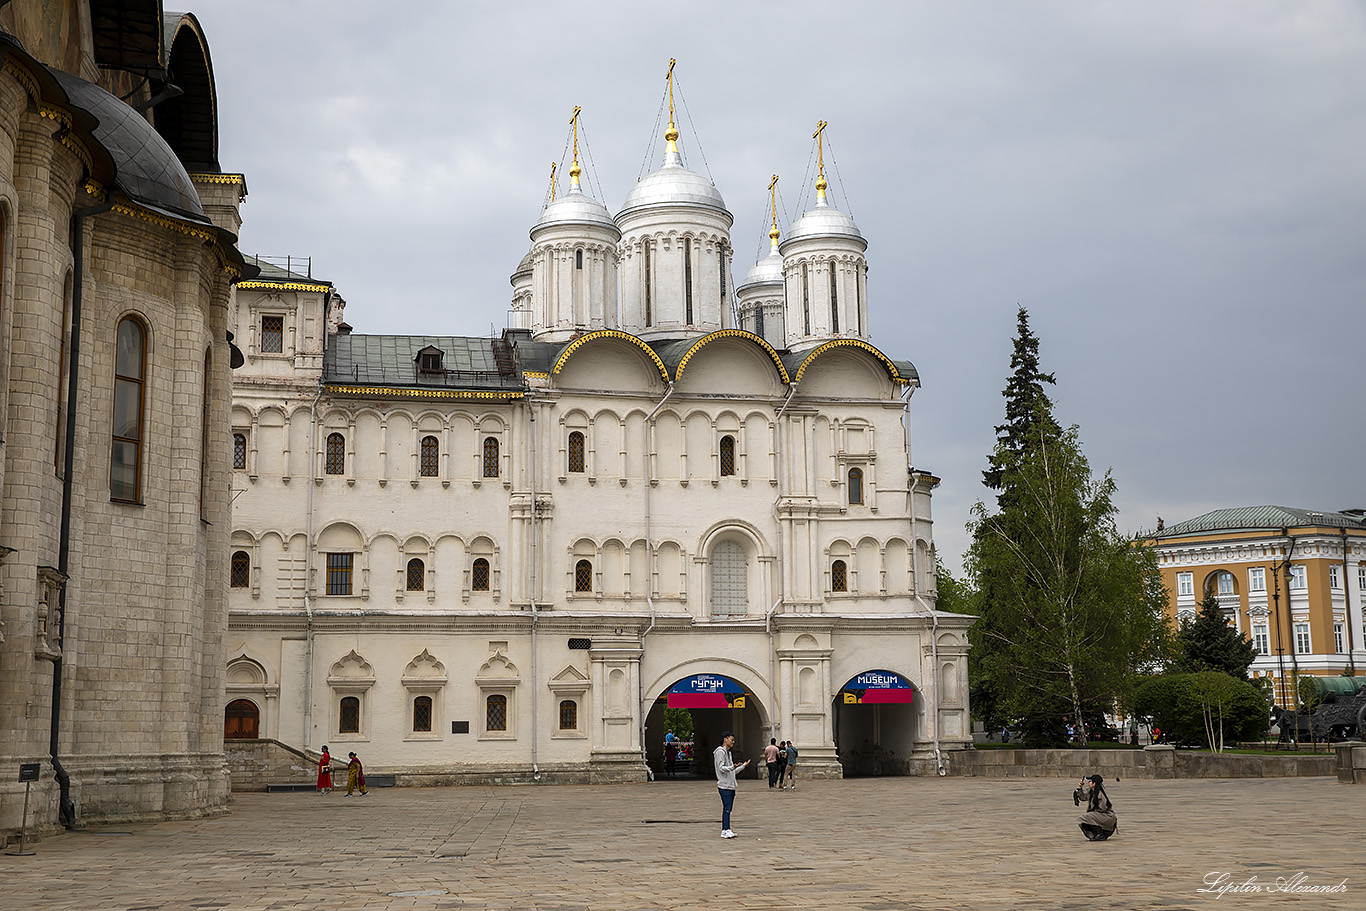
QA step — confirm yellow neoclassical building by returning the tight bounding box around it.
[1146,506,1366,707]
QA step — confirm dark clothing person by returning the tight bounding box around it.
[1073,774,1117,840]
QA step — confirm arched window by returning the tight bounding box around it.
[413,696,432,733]
[199,349,211,518]
[831,559,848,592]
[754,307,765,340]
[233,432,247,469]
[575,559,593,593]
[420,435,439,477]
[847,467,864,506]
[801,262,810,335]
[406,558,425,591]
[575,249,583,270]
[339,696,360,733]
[111,316,147,501]
[483,436,500,477]
[568,431,585,473]
[829,259,839,332]
[559,700,578,730]
[486,694,507,732]
[719,435,736,477]
[711,540,748,618]
[1215,571,1235,596]
[472,557,491,591]
[224,699,259,740]
[231,551,251,588]
[326,432,345,474]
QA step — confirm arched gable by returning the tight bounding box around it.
[792,339,913,391]
[674,330,790,387]
[553,330,670,387]
[156,13,219,172]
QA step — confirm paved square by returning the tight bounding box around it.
[2,776,1357,910]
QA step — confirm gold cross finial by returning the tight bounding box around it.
[768,175,780,245]
[813,120,829,202]
[548,161,557,202]
[664,58,680,153]
[569,106,583,189]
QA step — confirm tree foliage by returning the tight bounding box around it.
[967,419,1171,745]
[982,307,1058,502]
[662,707,693,742]
[1176,590,1258,679]
[1130,673,1269,749]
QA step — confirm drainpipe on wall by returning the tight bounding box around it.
[51,198,115,829]
[302,384,324,749]
[638,381,674,777]
[528,395,540,780]
[766,382,798,743]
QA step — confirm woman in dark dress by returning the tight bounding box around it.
[1073,774,1117,840]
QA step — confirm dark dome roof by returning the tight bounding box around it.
[48,67,207,224]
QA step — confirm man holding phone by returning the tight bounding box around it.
[714,731,749,838]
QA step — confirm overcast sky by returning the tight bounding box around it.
[193,0,1366,574]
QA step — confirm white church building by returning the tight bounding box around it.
[225,91,973,783]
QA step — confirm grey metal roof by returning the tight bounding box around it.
[325,335,521,390]
[48,66,207,224]
[246,257,329,285]
[1154,506,1366,538]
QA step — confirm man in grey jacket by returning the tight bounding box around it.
[714,731,750,838]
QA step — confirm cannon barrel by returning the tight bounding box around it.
[1306,676,1366,703]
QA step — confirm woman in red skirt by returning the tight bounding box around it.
[317,745,333,794]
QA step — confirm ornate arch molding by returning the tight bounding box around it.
[552,330,670,382]
[674,329,790,384]
[793,339,912,386]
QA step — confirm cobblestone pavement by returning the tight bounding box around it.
[1,776,1358,911]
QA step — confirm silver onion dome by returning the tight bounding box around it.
[739,247,784,290]
[618,149,728,217]
[785,195,863,243]
[509,250,534,285]
[534,186,617,231]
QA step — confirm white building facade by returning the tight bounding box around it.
[226,106,972,783]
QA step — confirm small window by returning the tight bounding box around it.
[406,558,425,592]
[111,316,146,502]
[1248,567,1265,592]
[327,553,353,595]
[339,696,360,733]
[260,315,283,354]
[233,432,247,470]
[1177,572,1194,597]
[1215,572,1234,595]
[231,551,251,588]
[575,249,583,270]
[754,307,765,340]
[1335,622,1345,654]
[420,435,439,477]
[224,699,259,740]
[413,696,433,733]
[847,467,863,506]
[1329,566,1341,590]
[418,349,443,373]
[568,431,585,473]
[831,559,848,593]
[486,694,507,732]
[829,258,839,332]
[326,432,345,475]
[483,437,500,478]
[719,435,736,477]
[1294,622,1311,654]
[559,700,578,731]
[472,558,490,591]
[1289,565,1306,591]
[1253,626,1269,655]
[575,559,593,593]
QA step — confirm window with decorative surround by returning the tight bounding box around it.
[568,431,585,473]
[413,696,433,733]
[339,696,360,733]
[260,314,284,354]
[831,559,848,593]
[326,433,345,474]
[111,316,146,502]
[559,700,578,731]
[1289,565,1306,591]
[575,559,593,593]
[231,551,251,588]
[1253,626,1269,655]
[327,553,354,595]
[406,558,425,592]
[420,436,439,477]
[1248,567,1265,592]
[719,435,736,477]
[233,432,247,470]
[1294,622,1311,654]
[847,467,864,506]
[1177,572,1193,597]
[472,558,491,592]
[483,437,500,477]
[486,694,507,732]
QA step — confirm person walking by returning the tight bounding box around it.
[317,746,333,794]
[782,740,798,789]
[764,738,781,789]
[775,740,788,788]
[346,752,367,796]
[714,731,749,838]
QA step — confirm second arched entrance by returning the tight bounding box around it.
[645,673,770,780]
[832,670,919,776]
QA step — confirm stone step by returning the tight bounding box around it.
[267,774,396,793]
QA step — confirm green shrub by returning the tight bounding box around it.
[1130,672,1268,750]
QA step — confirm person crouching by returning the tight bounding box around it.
[1073,774,1116,841]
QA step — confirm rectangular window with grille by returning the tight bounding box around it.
[413,696,432,732]
[261,315,284,353]
[486,694,507,732]
[327,553,353,595]
[233,432,247,470]
[559,700,578,730]
[339,696,360,734]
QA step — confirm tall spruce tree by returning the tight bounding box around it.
[983,307,1058,503]
[1176,590,1258,680]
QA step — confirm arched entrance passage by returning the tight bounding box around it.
[224,698,260,739]
[832,670,919,776]
[645,672,770,780]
